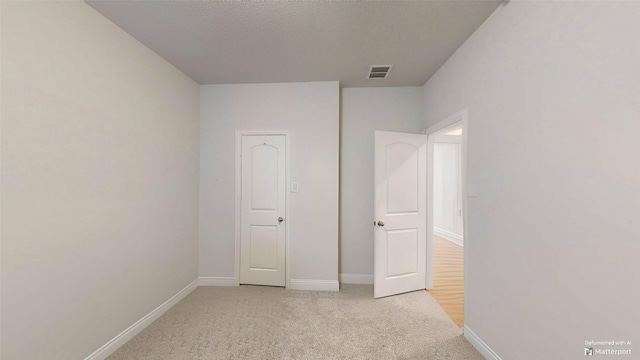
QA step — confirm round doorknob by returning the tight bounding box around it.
[377,221,385,227]
[278,217,284,223]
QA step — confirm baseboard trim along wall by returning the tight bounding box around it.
[339,273,374,284]
[289,279,339,291]
[464,325,503,360]
[434,227,464,246]
[197,276,238,286]
[84,280,198,360]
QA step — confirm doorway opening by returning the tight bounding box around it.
[426,110,467,328]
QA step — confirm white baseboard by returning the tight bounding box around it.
[464,325,502,360]
[339,273,373,284]
[289,279,339,291]
[197,276,238,286]
[434,227,464,246]
[84,279,198,360]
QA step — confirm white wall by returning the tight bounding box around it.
[1,2,200,359]
[433,142,463,244]
[339,87,424,280]
[422,2,640,359]
[199,82,339,285]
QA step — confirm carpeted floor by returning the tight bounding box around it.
[107,284,484,360]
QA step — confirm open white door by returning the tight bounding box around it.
[240,134,286,287]
[374,131,427,298]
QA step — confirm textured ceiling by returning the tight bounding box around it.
[86,1,501,87]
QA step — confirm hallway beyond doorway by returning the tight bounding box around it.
[427,235,464,327]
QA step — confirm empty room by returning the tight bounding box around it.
[1,1,638,360]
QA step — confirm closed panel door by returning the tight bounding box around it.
[240,135,286,287]
[374,131,427,298]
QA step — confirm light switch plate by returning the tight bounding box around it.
[291,182,299,193]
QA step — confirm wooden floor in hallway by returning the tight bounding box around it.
[427,235,464,328]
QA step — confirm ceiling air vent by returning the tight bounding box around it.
[368,65,392,79]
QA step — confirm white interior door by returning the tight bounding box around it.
[240,134,286,287]
[374,131,427,298]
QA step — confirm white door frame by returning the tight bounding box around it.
[235,130,291,288]
[425,109,468,290]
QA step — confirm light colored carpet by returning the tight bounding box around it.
[107,285,485,360]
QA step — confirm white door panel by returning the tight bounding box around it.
[386,143,419,213]
[386,229,419,277]
[250,146,278,210]
[374,131,427,298]
[249,225,278,269]
[240,135,286,287]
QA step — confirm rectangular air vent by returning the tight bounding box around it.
[368,65,392,79]
[369,72,387,79]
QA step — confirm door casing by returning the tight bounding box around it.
[235,130,291,288]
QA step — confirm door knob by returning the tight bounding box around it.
[377,221,385,227]
[278,217,284,223]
